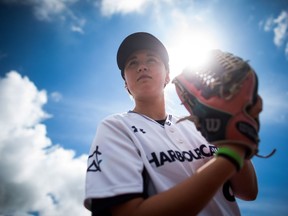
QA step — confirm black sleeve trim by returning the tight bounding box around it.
[91,193,144,216]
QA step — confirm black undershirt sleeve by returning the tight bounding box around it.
[91,156,149,215]
[91,193,144,216]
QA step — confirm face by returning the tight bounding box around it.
[124,49,170,99]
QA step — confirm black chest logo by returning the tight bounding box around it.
[132,125,146,134]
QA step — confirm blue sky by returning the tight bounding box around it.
[0,0,287,215]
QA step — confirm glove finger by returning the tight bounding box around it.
[247,95,262,130]
[248,95,262,117]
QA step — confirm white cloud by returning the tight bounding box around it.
[69,13,86,34]
[71,25,85,34]
[273,11,288,47]
[1,0,86,34]
[0,71,50,131]
[263,15,274,32]
[262,10,288,59]
[98,0,175,16]
[0,71,90,216]
[99,0,150,16]
[50,91,63,102]
[1,0,75,21]
[33,0,69,21]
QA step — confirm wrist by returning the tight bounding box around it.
[215,147,244,171]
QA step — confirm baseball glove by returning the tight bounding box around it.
[172,50,275,159]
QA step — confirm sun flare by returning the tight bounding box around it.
[167,29,219,79]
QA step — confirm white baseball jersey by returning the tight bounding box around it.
[84,111,241,216]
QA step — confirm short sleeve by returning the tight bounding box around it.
[84,115,145,211]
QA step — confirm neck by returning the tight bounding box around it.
[133,95,166,120]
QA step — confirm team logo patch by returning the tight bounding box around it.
[87,145,102,172]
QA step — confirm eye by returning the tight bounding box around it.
[147,57,158,64]
[129,60,137,65]
[126,59,138,68]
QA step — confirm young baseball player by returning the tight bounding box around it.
[84,32,258,216]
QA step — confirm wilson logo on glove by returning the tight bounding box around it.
[205,119,221,132]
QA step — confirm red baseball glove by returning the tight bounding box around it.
[173,50,275,159]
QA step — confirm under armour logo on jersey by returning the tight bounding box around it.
[132,126,146,134]
[87,146,102,172]
[205,118,221,132]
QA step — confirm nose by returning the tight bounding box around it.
[137,62,148,72]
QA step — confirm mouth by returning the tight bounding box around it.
[137,75,152,82]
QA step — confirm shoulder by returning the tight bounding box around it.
[97,112,142,135]
[102,112,129,121]
[99,112,132,126]
[95,113,131,135]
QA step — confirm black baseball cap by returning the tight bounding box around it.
[117,32,169,79]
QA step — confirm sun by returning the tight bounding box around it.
[167,29,220,79]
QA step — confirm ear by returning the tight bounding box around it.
[124,82,132,95]
[165,71,170,85]
[165,71,170,86]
